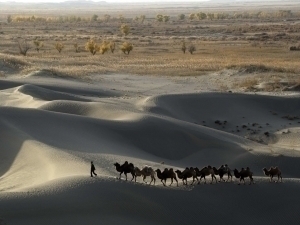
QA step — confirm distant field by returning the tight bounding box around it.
[0,1,300,87]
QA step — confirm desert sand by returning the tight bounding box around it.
[0,71,300,225]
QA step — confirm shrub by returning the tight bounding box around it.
[120,42,133,55]
[181,41,186,54]
[103,14,111,22]
[99,41,110,54]
[178,14,185,20]
[33,40,44,52]
[55,42,64,53]
[91,14,98,22]
[163,15,170,22]
[188,44,196,54]
[74,43,79,53]
[120,24,130,36]
[156,14,163,22]
[85,39,99,55]
[189,13,196,20]
[140,15,146,23]
[7,15,12,23]
[109,41,115,53]
[18,39,30,56]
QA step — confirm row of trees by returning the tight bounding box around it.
[18,39,197,56]
[7,10,299,24]
[17,39,134,56]
[6,14,145,24]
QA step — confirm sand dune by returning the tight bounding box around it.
[1,74,300,225]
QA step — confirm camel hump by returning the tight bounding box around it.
[169,168,174,171]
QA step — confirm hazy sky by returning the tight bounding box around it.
[0,0,206,2]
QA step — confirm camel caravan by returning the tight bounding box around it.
[113,161,283,186]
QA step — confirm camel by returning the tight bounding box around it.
[234,167,254,185]
[195,166,217,184]
[113,161,135,181]
[133,165,156,185]
[175,167,198,185]
[262,166,282,183]
[155,168,178,187]
[213,164,233,182]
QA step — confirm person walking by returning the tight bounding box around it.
[91,161,97,177]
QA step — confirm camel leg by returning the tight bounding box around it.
[169,178,173,186]
[125,173,128,181]
[238,178,242,185]
[191,176,198,185]
[175,177,178,187]
[249,177,254,185]
[143,175,147,184]
[119,172,123,180]
[198,177,202,185]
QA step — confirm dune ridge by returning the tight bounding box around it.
[0,74,300,224]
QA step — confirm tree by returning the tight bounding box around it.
[140,15,146,23]
[55,42,64,53]
[120,24,130,36]
[178,14,185,20]
[33,40,44,52]
[7,15,12,23]
[18,39,30,56]
[189,13,196,20]
[188,44,196,54]
[99,41,110,54]
[91,14,98,22]
[163,15,170,22]
[103,14,111,22]
[181,41,186,54]
[156,14,169,23]
[74,43,79,53]
[119,14,125,22]
[207,13,214,20]
[109,41,115,53]
[196,12,207,20]
[120,42,133,55]
[85,39,99,55]
[156,14,164,22]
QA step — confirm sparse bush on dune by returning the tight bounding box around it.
[55,42,64,53]
[85,39,99,55]
[120,42,133,55]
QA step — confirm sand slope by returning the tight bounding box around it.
[0,74,300,225]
